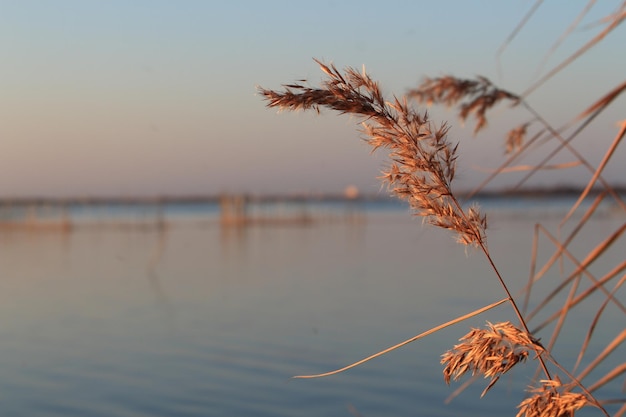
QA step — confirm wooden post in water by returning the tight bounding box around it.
[220,194,249,225]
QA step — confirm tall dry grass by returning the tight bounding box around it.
[259,3,625,416]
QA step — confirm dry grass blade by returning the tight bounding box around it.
[467,127,546,197]
[496,0,544,74]
[521,3,626,98]
[464,73,626,201]
[575,80,626,122]
[532,259,626,334]
[615,402,626,417]
[292,298,508,379]
[572,222,626,278]
[543,274,581,367]
[577,329,626,384]
[472,81,626,205]
[523,224,542,315]
[473,161,581,173]
[525,192,607,293]
[561,121,626,223]
[574,273,626,373]
[532,0,597,78]
[511,101,617,196]
[588,362,626,393]
[558,191,608,248]
[527,223,626,323]
[442,78,625,203]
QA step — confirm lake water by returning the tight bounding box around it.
[0,197,623,416]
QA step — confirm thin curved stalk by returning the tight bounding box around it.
[293,298,508,379]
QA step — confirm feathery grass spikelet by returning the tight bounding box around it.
[259,60,487,246]
[506,123,530,155]
[517,379,589,417]
[408,76,520,134]
[441,321,544,397]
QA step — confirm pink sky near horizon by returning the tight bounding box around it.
[1,1,624,198]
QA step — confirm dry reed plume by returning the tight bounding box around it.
[408,75,520,135]
[259,2,625,416]
[441,321,543,397]
[517,379,590,417]
[260,60,487,247]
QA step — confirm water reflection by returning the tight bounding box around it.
[219,220,250,261]
[145,223,176,327]
[0,201,622,417]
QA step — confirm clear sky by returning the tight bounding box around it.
[1,1,624,197]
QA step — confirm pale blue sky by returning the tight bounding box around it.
[1,1,624,197]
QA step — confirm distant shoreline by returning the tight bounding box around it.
[0,185,624,206]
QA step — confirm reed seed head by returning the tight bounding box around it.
[441,321,544,397]
[259,60,487,246]
[506,123,530,155]
[408,75,520,135]
[516,379,589,417]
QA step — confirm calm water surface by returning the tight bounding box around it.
[0,199,623,416]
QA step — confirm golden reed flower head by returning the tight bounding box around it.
[441,321,544,397]
[517,379,589,417]
[408,75,520,135]
[259,60,487,246]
